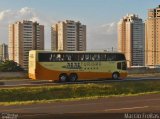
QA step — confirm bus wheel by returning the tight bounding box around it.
[69,73,78,82]
[112,72,120,80]
[59,73,68,82]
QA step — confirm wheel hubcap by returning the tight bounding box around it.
[114,74,117,78]
[60,76,66,82]
[71,76,76,81]
[113,73,118,79]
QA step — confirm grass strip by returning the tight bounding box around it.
[0,80,160,105]
[0,91,160,106]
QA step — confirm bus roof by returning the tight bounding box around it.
[30,50,124,54]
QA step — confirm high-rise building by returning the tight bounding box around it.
[0,43,8,61]
[145,5,160,66]
[118,14,145,67]
[51,20,86,51]
[9,20,44,70]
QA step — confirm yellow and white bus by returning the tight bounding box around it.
[29,50,127,82]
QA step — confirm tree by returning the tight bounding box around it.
[0,60,24,72]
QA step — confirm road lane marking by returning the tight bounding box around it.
[105,106,149,112]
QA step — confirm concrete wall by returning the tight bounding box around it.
[128,68,160,74]
[0,72,27,79]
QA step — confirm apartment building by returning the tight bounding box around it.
[145,5,160,66]
[0,43,8,61]
[118,14,145,67]
[51,20,86,51]
[9,20,44,70]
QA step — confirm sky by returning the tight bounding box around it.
[0,0,159,50]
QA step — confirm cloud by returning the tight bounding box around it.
[19,7,33,15]
[0,7,45,24]
[100,22,117,35]
[87,22,117,51]
[0,7,55,49]
[0,9,12,21]
[0,7,118,50]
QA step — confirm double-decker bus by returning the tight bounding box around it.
[29,50,127,82]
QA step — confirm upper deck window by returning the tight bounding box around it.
[38,53,126,62]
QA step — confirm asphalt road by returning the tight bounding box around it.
[0,94,160,119]
[0,76,160,87]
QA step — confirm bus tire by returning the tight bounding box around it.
[59,73,68,82]
[69,73,78,82]
[112,72,120,80]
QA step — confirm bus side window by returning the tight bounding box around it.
[96,54,100,61]
[89,54,101,61]
[117,62,121,69]
[106,54,110,61]
[56,54,61,61]
[67,54,71,61]
[49,54,53,61]
[61,54,65,61]
[100,54,106,61]
[63,54,68,61]
[117,54,125,60]
[85,54,90,61]
[52,54,56,61]
[91,54,95,61]
[47,53,51,62]
[106,54,116,61]
[39,53,49,62]
[79,54,84,61]
[71,54,78,61]
[112,54,116,61]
